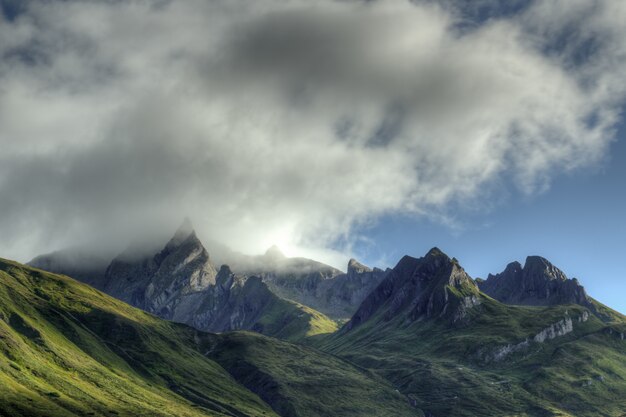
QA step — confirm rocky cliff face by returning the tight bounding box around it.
[221,246,387,320]
[481,311,590,363]
[191,265,275,332]
[102,220,217,319]
[345,248,481,331]
[85,220,336,340]
[259,255,388,319]
[478,256,592,307]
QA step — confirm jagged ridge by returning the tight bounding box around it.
[478,255,592,307]
[346,247,480,331]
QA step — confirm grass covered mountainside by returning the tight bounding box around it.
[0,257,276,417]
[200,331,415,417]
[312,250,626,417]
[0,258,416,417]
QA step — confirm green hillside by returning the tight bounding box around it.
[0,258,276,417]
[0,258,416,417]
[201,331,417,417]
[253,298,338,341]
[314,291,626,416]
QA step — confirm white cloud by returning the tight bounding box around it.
[0,0,624,268]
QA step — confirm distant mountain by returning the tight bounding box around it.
[258,252,389,319]
[191,241,388,319]
[102,220,218,318]
[477,256,592,308]
[98,220,336,341]
[29,220,388,324]
[346,247,480,331]
[0,257,416,417]
[190,265,337,340]
[314,248,626,417]
[28,247,110,288]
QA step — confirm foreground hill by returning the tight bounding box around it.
[314,248,626,417]
[0,257,418,417]
[0,258,274,417]
[200,331,415,417]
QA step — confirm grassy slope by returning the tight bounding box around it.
[0,258,277,417]
[256,298,338,341]
[1,258,419,417]
[314,292,626,417]
[201,331,420,417]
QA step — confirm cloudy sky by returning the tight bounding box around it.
[1,0,625,310]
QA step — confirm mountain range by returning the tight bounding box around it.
[10,221,626,416]
[29,220,384,337]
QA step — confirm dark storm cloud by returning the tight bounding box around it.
[0,0,624,266]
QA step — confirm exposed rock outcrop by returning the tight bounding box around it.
[345,248,481,331]
[478,256,592,308]
[102,221,217,318]
[94,220,335,340]
[482,312,588,363]
[258,255,388,319]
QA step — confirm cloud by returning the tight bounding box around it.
[0,0,624,268]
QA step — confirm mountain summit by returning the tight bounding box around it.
[346,248,480,331]
[478,255,591,307]
[103,219,217,317]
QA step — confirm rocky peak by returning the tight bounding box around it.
[502,261,523,276]
[479,256,590,307]
[522,256,568,282]
[347,258,372,277]
[103,218,217,317]
[345,248,480,331]
[165,217,196,251]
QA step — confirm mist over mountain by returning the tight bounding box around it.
[2,0,626,415]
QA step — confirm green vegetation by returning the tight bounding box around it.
[201,331,419,417]
[312,294,626,416]
[256,299,338,341]
[0,258,276,417]
[0,258,418,417]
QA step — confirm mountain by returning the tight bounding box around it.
[98,221,337,341]
[28,247,111,289]
[102,220,218,318]
[190,265,337,340]
[200,331,417,417]
[345,248,480,330]
[477,256,592,308]
[196,242,388,320]
[28,220,387,322]
[255,251,388,320]
[314,248,626,417]
[0,257,417,417]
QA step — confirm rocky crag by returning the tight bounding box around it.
[478,256,592,308]
[345,247,481,331]
[257,250,388,319]
[48,220,338,340]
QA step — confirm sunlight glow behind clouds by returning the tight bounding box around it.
[0,0,624,267]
